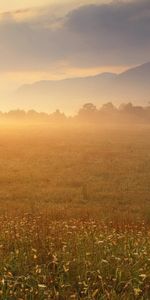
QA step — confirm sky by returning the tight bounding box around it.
[0,0,106,12]
[0,0,150,111]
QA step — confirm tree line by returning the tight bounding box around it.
[1,102,150,123]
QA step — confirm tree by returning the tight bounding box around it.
[119,103,133,113]
[7,109,26,119]
[50,109,66,122]
[101,102,116,113]
[78,103,97,120]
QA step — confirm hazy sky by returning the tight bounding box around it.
[0,0,105,11]
[0,0,149,111]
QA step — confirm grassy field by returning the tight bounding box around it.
[0,123,150,299]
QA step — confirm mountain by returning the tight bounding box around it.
[17,62,150,113]
[112,62,150,104]
[118,62,150,81]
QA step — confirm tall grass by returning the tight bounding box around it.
[0,124,150,299]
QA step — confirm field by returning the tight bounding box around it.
[0,123,150,299]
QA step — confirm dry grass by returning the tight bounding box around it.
[0,123,150,299]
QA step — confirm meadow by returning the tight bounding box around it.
[0,123,150,299]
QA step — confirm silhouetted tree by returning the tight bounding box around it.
[100,102,117,113]
[119,103,133,113]
[50,109,66,122]
[7,109,26,119]
[27,110,39,119]
[78,103,98,121]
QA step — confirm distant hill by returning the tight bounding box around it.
[17,62,150,113]
[118,62,150,81]
[110,62,150,105]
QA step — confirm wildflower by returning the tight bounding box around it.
[134,288,142,296]
[38,284,46,289]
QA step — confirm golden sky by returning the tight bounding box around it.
[0,0,65,11]
[0,0,106,12]
[0,0,118,98]
[0,0,149,112]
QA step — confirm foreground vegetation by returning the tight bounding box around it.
[1,213,150,299]
[0,124,150,299]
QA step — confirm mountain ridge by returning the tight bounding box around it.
[16,62,150,113]
[18,62,150,89]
